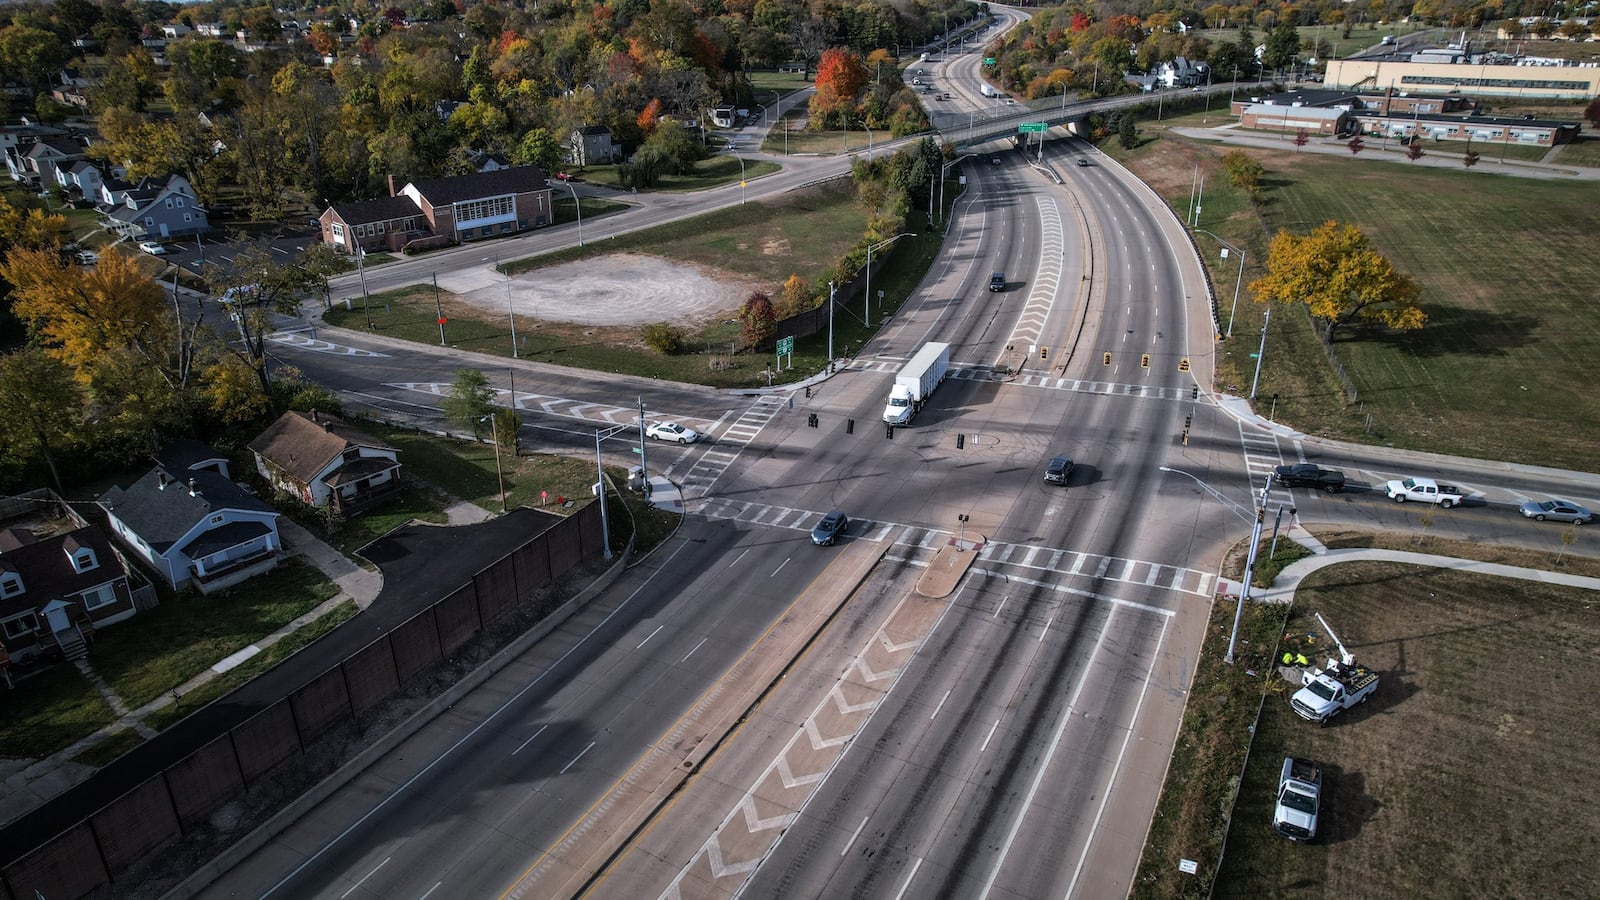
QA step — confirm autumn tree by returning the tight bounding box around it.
[1220,149,1264,197]
[1250,221,1425,343]
[0,346,83,494]
[779,273,813,318]
[1347,135,1365,155]
[740,291,777,347]
[809,47,868,129]
[207,243,325,395]
[1292,129,1309,150]
[2,246,167,386]
[1406,141,1424,163]
[1585,97,1600,131]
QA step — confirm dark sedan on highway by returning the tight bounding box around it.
[811,510,850,545]
[1274,464,1347,493]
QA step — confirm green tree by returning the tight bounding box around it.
[0,25,70,89]
[207,243,325,394]
[513,128,564,173]
[1263,20,1300,72]
[0,346,83,494]
[1250,220,1426,343]
[1219,149,1263,196]
[1117,113,1138,149]
[444,368,496,437]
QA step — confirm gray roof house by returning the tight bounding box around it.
[97,173,210,241]
[7,135,85,187]
[568,125,621,166]
[98,444,282,594]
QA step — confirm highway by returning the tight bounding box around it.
[190,12,1600,899]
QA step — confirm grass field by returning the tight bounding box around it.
[571,155,782,192]
[329,177,956,387]
[1216,563,1600,898]
[1119,119,1600,469]
[87,559,339,708]
[0,664,115,758]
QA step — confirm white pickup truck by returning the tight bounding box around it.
[1290,613,1380,724]
[1384,476,1464,508]
[1273,757,1323,842]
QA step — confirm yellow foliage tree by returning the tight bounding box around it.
[778,272,813,318]
[2,246,167,385]
[1249,221,1425,342]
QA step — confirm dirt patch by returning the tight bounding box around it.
[458,252,764,327]
[1216,563,1600,899]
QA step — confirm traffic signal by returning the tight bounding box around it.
[846,418,855,434]
[1184,415,1193,430]
[808,413,818,428]
[1040,346,1048,360]
[1192,385,1200,400]
[1140,354,1150,368]
[1103,352,1112,366]
[1178,357,1190,372]
[886,424,895,439]
[956,433,966,449]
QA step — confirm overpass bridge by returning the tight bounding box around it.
[933,86,1241,149]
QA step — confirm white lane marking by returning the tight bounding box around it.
[930,689,951,720]
[976,605,1121,900]
[682,637,708,663]
[340,857,390,898]
[1065,617,1172,899]
[892,857,924,900]
[730,548,750,567]
[511,724,548,756]
[841,816,869,857]
[560,741,597,775]
[637,625,665,650]
[771,558,790,577]
[993,595,1008,619]
[980,719,1001,752]
[1040,613,1054,641]
[260,542,693,898]
[418,882,443,900]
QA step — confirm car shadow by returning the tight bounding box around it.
[1319,762,1381,844]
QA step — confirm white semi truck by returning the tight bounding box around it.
[882,342,951,426]
[1290,612,1380,724]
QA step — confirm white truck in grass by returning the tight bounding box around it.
[1290,613,1380,724]
[1384,476,1465,507]
[1273,757,1323,842]
[882,342,950,426]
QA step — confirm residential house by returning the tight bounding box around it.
[98,442,283,594]
[1157,56,1208,88]
[97,173,210,240]
[0,522,137,671]
[470,151,512,172]
[7,135,86,187]
[54,159,107,202]
[249,411,402,516]
[50,86,91,109]
[0,123,70,182]
[568,125,621,167]
[319,165,552,255]
[162,24,193,40]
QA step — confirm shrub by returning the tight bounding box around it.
[641,323,686,354]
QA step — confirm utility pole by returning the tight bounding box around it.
[1226,477,1273,664]
[1250,305,1272,399]
[636,397,649,498]
[827,280,836,367]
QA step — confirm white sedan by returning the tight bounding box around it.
[646,421,700,444]
[138,240,168,255]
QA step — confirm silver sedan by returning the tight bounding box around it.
[1518,499,1593,524]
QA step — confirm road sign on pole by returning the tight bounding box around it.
[776,335,794,370]
[983,57,996,65]
[1018,122,1048,133]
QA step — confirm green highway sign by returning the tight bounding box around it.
[983,57,995,65]
[1018,123,1048,133]
[776,336,795,355]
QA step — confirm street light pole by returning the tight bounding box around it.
[482,414,506,513]
[1193,228,1247,338]
[1225,477,1273,664]
[1250,305,1272,399]
[827,280,835,367]
[562,179,583,246]
[733,152,746,204]
[355,244,372,330]
[864,233,916,326]
[485,256,518,357]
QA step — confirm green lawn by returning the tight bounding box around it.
[0,664,116,759]
[1122,129,1600,469]
[89,559,339,708]
[575,155,782,192]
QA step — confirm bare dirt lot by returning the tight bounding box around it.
[1216,561,1600,899]
[446,252,767,327]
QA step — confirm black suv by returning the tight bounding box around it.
[1273,463,1346,493]
[989,272,1006,292]
[1044,456,1074,485]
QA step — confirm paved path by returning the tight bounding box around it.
[1259,546,1600,604]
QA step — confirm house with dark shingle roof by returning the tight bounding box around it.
[0,523,136,668]
[317,165,552,255]
[248,411,401,516]
[98,445,282,594]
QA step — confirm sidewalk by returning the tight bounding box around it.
[1257,546,1600,604]
[1,517,384,830]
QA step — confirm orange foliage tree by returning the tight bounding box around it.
[809,47,868,129]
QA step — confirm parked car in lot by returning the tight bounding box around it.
[138,240,167,255]
[1518,499,1592,524]
[811,510,850,546]
[645,421,700,444]
[1044,455,1074,485]
[1274,463,1347,493]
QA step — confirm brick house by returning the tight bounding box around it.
[318,166,553,256]
[0,523,137,671]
